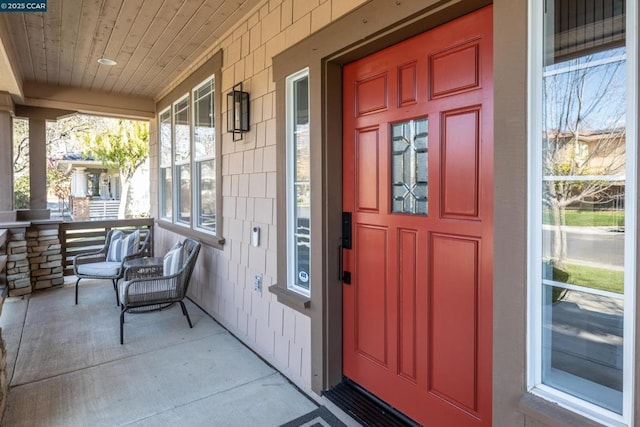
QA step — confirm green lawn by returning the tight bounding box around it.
[543,209,624,227]
[554,262,624,294]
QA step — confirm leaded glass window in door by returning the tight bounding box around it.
[392,118,428,215]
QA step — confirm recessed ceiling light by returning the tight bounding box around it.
[97,58,117,66]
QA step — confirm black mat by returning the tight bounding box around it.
[323,380,418,427]
[280,406,347,427]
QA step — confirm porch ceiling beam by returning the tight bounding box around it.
[0,16,24,102]
[14,105,75,121]
[21,82,155,120]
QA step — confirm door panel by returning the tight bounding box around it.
[398,228,418,382]
[441,108,480,218]
[355,128,381,212]
[430,42,480,98]
[429,234,479,413]
[342,6,493,426]
[354,224,389,365]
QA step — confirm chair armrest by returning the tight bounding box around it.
[73,251,107,266]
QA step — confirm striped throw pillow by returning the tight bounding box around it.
[106,230,124,262]
[106,230,141,262]
[163,242,184,276]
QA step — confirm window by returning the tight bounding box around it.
[174,96,190,225]
[391,118,428,215]
[193,78,216,232]
[158,69,222,244]
[159,109,172,220]
[528,1,636,425]
[286,69,310,297]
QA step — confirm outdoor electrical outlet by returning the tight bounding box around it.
[254,275,262,292]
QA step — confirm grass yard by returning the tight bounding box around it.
[543,209,624,227]
[555,262,624,294]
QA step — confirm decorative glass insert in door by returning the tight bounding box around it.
[391,118,428,215]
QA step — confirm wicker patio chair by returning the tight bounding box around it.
[73,228,151,305]
[118,238,201,344]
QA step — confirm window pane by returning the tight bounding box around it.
[197,160,216,232]
[288,72,310,293]
[539,0,627,415]
[161,167,172,219]
[177,164,190,224]
[160,110,171,167]
[194,78,215,158]
[391,118,428,215]
[174,97,190,162]
[542,285,623,413]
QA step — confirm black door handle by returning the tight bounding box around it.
[339,244,351,285]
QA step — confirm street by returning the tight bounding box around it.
[543,226,624,268]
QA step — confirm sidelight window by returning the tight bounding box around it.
[528,0,636,425]
[286,68,311,296]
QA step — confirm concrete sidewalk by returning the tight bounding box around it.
[0,279,319,426]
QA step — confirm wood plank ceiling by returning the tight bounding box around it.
[3,0,261,100]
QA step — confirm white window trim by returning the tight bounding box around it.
[526,1,637,426]
[286,68,310,298]
[191,75,216,234]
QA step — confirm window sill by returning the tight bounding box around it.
[268,284,311,314]
[518,393,606,427]
[156,219,225,249]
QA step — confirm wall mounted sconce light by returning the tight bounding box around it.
[227,82,250,141]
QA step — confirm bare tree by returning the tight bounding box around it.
[543,52,626,267]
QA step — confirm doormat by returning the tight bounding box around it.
[323,380,419,427]
[280,406,347,427]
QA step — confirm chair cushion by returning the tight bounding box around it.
[77,261,122,277]
[163,242,183,276]
[107,230,140,262]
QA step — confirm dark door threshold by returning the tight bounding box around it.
[323,378,419,427]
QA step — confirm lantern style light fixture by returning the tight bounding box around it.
[227,82,250,141]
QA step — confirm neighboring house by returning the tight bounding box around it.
[0,1,637,427]
[53,154,149,220]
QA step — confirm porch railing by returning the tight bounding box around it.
[59,218,154,276]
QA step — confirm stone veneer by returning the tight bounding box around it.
[0,301,6,425]
[27,226,63,290]
[5,228,30,297]
[0,229,8,423]
[3,223,64,296]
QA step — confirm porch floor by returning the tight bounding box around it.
[0,279,326,426]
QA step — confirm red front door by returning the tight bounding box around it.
[342,6,493,426]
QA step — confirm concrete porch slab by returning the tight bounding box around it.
[0,279,318,426]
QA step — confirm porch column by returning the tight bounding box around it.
[72,167,88,197]
[0,92,14,211]
[28,117,47,209]
[14,106,76,215]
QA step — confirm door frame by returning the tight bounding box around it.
[272,0,493,394]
